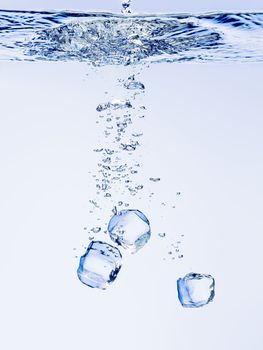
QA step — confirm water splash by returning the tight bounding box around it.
[1,10,263,63]
[121,0,132,15]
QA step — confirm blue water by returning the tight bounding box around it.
[0,10,263,63]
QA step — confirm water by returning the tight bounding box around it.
[77,241,122,289]
[121,1,132,15]
[108,209,151,253]
[1,9,262,294]
[1,10,263,63]
[124,75,145,90]
[177,273,215,308]
[1,6,263,347]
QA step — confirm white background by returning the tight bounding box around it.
[0,1,263,349]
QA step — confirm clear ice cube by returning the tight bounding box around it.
[77,241,122,290]
[177,272,215,308]
[108,209,151,254]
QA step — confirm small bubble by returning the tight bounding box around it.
[112,206,118,215]
[178,254,184,259]
[132,132,143,137]
[158,233,166,238]
[91,227,101,233]
[149,177,161,182]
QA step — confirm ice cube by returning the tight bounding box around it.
[77,241,122,290]
[177,272,215,308]
[108,209,151,254]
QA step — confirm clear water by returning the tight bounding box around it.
[1,6,263,348]
[177,273,215,308]
[1,9,262,296]
[77,241,122,289]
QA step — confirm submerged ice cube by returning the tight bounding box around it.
[108,209,151,254]
[77,241,122,290]
[177,272,215,308]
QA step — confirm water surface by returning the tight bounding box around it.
[1,10,263,63]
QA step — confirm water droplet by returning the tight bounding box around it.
[124,75,145,90]
[121,0,132,14]
[158,232,166,238]
[112,206,118,215]
[121,141,139,151]
[91,227,101,233]
[96,99,132,112]
[149,177,161,182]
[105,149,115,155]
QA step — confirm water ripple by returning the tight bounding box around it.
[0,10,263,63]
